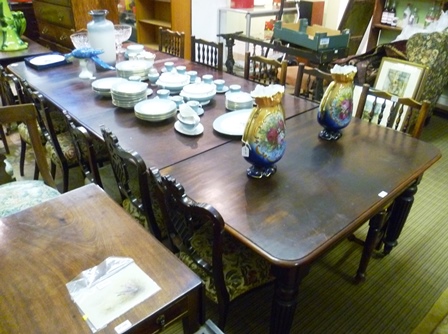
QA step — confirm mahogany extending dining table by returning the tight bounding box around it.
[7,52,442,333]
[0,184,204,333]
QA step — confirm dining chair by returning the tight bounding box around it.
[0,103,59,217]
[159,27,185,58]
[355,84,430,139]
[63,111,119,202]
[191,36,224,71]
[18,80,66,179]
[101,126,168,242]
[352,83,430,282]
[293,62,333,102]
[243,51,288,86]
[156,172,274,330]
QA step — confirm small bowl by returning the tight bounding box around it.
[148,72,160,84]
[127,44,144,54]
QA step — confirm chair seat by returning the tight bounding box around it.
[123,197,168,238]
[0,180,60,217]
[178,222,274,304]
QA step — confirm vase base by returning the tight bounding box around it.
[247,164,277,179]
[319,129,342,141]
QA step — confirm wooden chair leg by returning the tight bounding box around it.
[217,300,229,330]
[355,209,389,283]
[0,125,9,154]
[19,138,27,176]
[33,161,39,180]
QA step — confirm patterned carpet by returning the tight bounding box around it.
[3,112,448,333]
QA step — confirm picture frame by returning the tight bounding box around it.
[374,57,428,100]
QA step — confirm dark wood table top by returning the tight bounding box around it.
[162,110,442,266]
[0,36,50,66]
[7,51,318,168]
[0,184,203,333]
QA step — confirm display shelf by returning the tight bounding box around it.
[135,0,191,58]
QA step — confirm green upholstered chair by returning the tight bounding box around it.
[406,30,448,122]
[100,126,168,241]
[0,104,59,217]
[156,172,274,330]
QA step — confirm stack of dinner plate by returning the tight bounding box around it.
[225,91,254,110]
[110,81,148,109]
[91,77,127,97]
[134,98,177,122]
[116,60,153,80]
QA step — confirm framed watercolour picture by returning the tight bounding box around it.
[374,57,428,99]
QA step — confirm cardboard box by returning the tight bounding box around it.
[273,19,350,51]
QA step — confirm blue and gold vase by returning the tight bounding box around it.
[317,65,357,141]
[242,85,286,179]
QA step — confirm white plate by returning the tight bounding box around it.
[212,109,253,136]
[174,121,204,136]
[92,77,127,92]
[30,54,65,66]
[134,98,177,117]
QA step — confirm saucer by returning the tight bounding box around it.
[174,121,204,136]
[200,100,210,106]
[195,107,204,116]
[216,86,229,94]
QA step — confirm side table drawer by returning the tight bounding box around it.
[36,21,74,49]
[127,296,189,333]
[33,1,74,29]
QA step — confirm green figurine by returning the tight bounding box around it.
[0,0,28,51]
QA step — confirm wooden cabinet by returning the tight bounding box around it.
[33,0,119,53]
[135,0,191,59]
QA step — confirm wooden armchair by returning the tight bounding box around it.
[244,51,287,86]
[156,172,274,330]
[159,27,185,58]
[0,104,59,217]
[101,126,168,242]
[352,84,430,282]
[293,62,333,101]
[191,36,223,71]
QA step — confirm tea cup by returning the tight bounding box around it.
[202,74,213,84]
[187,70,197,83]
[176,66,186,75]
[214,79,225,91]
[187,100,201,114]
[229,84,241,93]
[171,95,184,108]
[164,61,174,72]
[148,72,160,84]
[157,89,170,99]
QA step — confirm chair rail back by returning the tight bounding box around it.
[244,51,287,86]
[191,36,223,71]
[159,27,185,58]
[355,84,430,138]
[293,62,333,101]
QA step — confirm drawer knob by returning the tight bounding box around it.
[60,34,67,41]
[42,27,48,34]
[58,15,63,22]
[156,314,166,328]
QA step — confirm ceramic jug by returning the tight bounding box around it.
[242,85,286,179]
[0,0,28,51]
[87,9,116,66]
[317,65,357,141]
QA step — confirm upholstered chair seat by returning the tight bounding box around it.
[177,221,273,304]
[0,180,60,217]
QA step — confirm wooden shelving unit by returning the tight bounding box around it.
[135,0,191,59]
[367,0,444,50]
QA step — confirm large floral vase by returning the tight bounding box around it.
[317,70,356,141]
[242,91,286,178]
